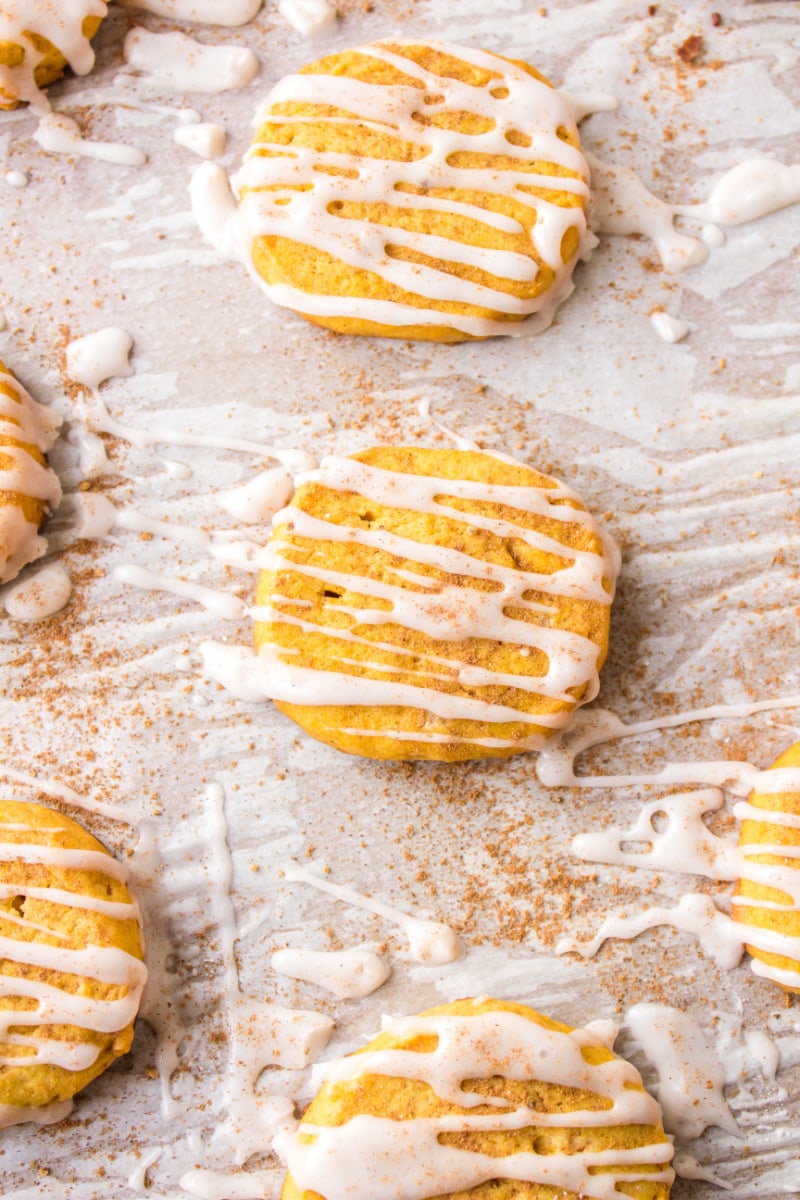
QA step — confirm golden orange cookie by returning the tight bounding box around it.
[0,359,61,584]
[732,741,800,994]
[233,39,591,341]
[0,3,106,110]
[277,997,674,1200]
[0,800,147,1127]
[254,445,617,762]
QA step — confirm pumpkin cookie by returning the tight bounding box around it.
[276,996,674,1200]
[0,800,147,1127]
[0,2,107,111]
[733,741,800,994]
[0,360,61,585]
[232,39,591,341]
[254,446,617,762]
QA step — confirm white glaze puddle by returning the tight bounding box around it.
[178,784,333,1187]
[4,561,72,621]
[123,29,260,95]
[625,1003,741,1140]
[284,862,464,965]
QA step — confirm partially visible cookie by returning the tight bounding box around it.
[277,996,674,1200]
[0,800,147,1127]
[233,39,591,341]
[0,360,61,585]
[732,742,800,994]
[254,445,617,762]
[0,3,107,111]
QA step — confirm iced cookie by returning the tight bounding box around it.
[231,39,591,341]
[254,446,617,762]
[732,742,800,994]
[0,360,61,585]
[0,2,107,111]
[276,996,674,1200]
[0,800,147,1127]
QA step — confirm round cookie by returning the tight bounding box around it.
[233,39,591,341]
[0,2,107,111]
[276,997,674,1200]
[0,359,61,585]
[254,446,617,762]
[0,800,147,1127]
[732,741,800,994]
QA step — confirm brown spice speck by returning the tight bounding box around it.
[677,34,705,64]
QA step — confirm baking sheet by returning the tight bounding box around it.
[2,1,800,1196]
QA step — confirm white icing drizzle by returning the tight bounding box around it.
[0,0,107,112]
[587,151,708,274]
[217,467,294,523]
[134,818,188,1118]
[194,39,592,337]
[123,29,260,95]
[590,154,800,274]
[625,1003,741,1140]
[127,1145,163,1192]
[536,701,800,792]
[0,366,62,584]
[247,452,617,746]
[571,788,741,880]
[284,862,464,965]
[672,1151,732,1191]
[565,761,800,990]
[276,1008,674,1200]
[116,0,263,25]
[34,113,146,167]
[0,809,146,1106]
[65,327,134,389]
[271,946,391,999]
[200,784,332,1167]
[4,561,72,621]
[278,0,336,38]
[417,397,478,451]
[71,362,314,471]
[114,563,248,619]
[557,893,745,971]
[175,122,227,160]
